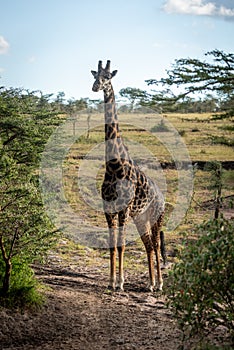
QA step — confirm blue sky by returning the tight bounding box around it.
[0,0,234,100]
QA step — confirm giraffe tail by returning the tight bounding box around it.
[160,231,167,265]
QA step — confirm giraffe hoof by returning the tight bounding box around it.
[158,282,163,291]
[147,285,154,292]
[116,286,124,292]
[107,285,115,291]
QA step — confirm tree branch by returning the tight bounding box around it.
[0,235,8,264]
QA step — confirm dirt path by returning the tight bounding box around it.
[0,264,181,350]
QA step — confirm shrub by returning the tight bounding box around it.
[0,87,61,308]
[167,217,234,348]
[211,136,234,147]
[218,125,234,132]
[0,257,44,309]
[150,119,170,132]
[0,157,58,302]
[179,130,186,136]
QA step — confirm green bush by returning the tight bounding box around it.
[0,87,61,306]
[0,256,44,309]
[211,136,234,147]
[167,217,234,348]
[218,125,234,132]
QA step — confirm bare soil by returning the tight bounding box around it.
[0,263,181,350]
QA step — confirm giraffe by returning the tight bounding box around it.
[91,60,166,291]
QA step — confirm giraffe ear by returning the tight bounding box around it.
[111,70,118,78]
[91,70,97,77]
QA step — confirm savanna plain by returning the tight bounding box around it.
[1,112,233,350]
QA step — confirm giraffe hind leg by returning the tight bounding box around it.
[151,220,163,290]
[134,219,156,292]
[160,230,167,265]
[141,231,155,292]
[105,213,118,290]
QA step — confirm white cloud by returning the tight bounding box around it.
[0,36,9,54]
[163,0,234,18]
[163,0,216,15]
[219,5,234,17]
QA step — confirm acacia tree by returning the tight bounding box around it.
[0,157,56,296]
[0,88,61,299]
[146,50,234,117]
[119,87,147,111]
[0,87,64,165]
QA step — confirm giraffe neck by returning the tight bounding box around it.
[103,83,129,165]
[104,83,120,141]
[104,83,115,104]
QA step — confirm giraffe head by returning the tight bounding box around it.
[91,60,117,92]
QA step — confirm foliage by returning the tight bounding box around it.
[146,50,234,97]
[0,87,65,167]
[143,93,219,114]
[119,87,147,111]
[218,94,234,117]
[204,161,224,219]
[0,257,44,309]
[167,217,234,348]
[146,50,234,117]
[0,155,57,296]
[66,97,89,115]
[0,87,61,303]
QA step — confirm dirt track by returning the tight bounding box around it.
[0,264,181,350]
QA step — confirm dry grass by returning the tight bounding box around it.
[55,112,234,263]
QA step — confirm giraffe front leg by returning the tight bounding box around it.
[108,227,117,290]
[105,213,118,290]
[117,212,128,291]
[117,226,125,291]
[109,246,117,290]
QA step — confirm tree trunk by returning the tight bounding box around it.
[2,260,12,296]
[214,188,222,219]
[214,166,222,220]
[87,114,91,139]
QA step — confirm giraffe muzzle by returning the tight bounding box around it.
[92,83,100,92]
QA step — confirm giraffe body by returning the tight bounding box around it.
[91,60,165,291]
